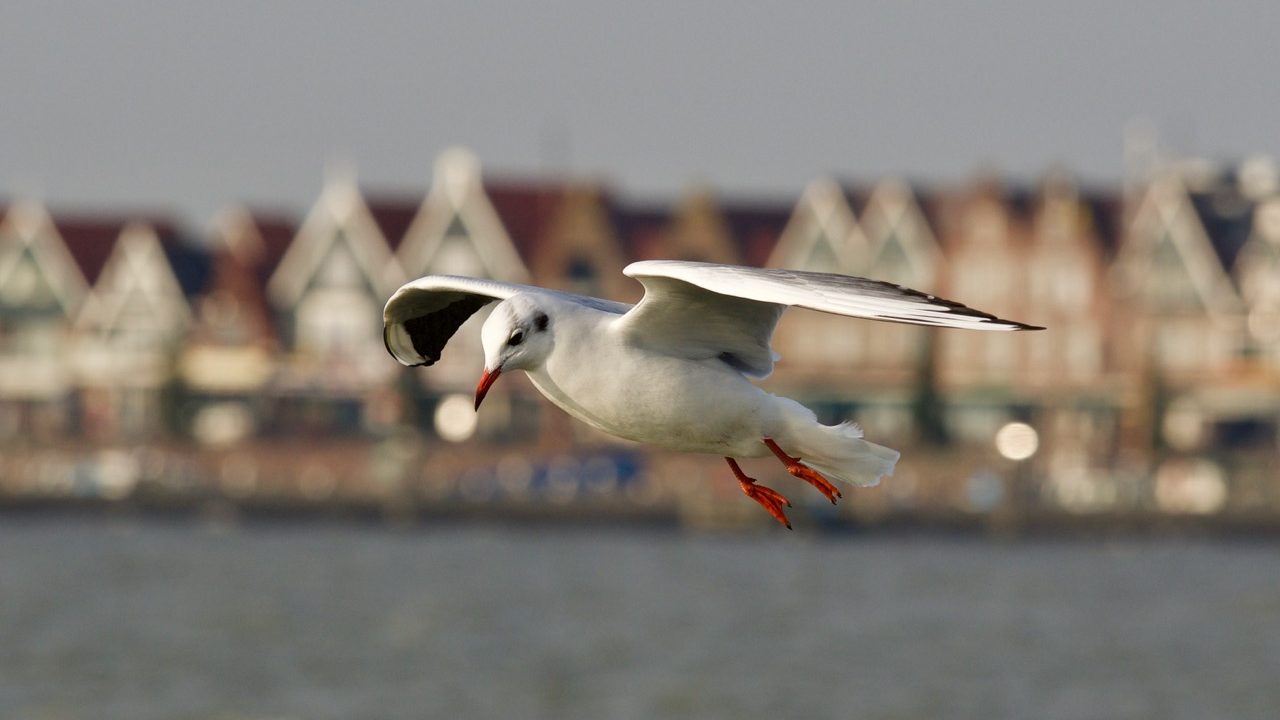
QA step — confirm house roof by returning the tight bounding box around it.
[249,212,298,285]
[720,201,791,267]
[200,212,290,341]
[364,194,421,253]
[1188,173,1255,274]
[1079,189,1124,260]
[54,214,211,297]
[484,180,565,263]
[162,232,212,297]
[608,201,673,262]
[55,217,129,284]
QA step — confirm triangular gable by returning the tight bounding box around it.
[199,208,291,346]
[1019,176,1111,316]
[954,181,1018,251]
[0,201,89,316]
[214,207,266,264]
[529,186,630,299]
[77,222,192,340]
[267,175,405,309]
[1117,175,1242,317]
[396,148,530,282]
[1034,174,1085,245]
[859,179,941,289]
[766,179,865,273]
[661,188,740,264]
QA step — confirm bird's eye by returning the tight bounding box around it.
[508,330,525,347]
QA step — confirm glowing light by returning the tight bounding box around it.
[994,422,1039,461]
[192,402,254,446]
[434,393,478,442]
[97,450,138,500]
[1155,459,1228,514]
[1050,469,1118,513]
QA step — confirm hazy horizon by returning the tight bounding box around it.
[4,1,1279,224]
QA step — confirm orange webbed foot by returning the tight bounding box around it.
[763,438,842,504]
[725,457,792,529]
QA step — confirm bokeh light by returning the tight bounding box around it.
[434,393,478,442]
[994,422,1039,461]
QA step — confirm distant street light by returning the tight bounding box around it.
[434,393,478,442]
[995,422,1039,461]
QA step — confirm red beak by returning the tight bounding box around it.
[474,367,501,410]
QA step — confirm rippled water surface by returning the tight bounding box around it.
[2,518,1278,720]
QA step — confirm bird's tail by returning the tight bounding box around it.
[790,421,900,488]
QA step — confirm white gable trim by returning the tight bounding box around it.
[859,179,941,288]
[1120,176,1242,316]
[397,148,529,282]
[77,222,192,336]
[267,177,405,308]
[210,206,266,264]
[766,178,865,272]
[0,200,89,314]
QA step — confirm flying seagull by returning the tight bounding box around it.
[383,260,1042,528]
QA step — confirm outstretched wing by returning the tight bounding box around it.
[617,260,1043,378]
[382,276,530,367]
[383,275,632,367]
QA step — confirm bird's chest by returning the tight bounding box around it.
[528,343,764,455]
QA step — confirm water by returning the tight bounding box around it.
[2,518,1278,720]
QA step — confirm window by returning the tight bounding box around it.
[565,254,598,296]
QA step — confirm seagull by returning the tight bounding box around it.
[383,260,1042,528]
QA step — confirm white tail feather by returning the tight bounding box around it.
[792,421,900,488]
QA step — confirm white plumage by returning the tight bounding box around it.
[384,260,1041,528]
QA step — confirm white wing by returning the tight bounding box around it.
[617,260,1043,378]
[383,275,629,366]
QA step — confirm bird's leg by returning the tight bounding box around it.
[762,438,842,505]
[725,458,791,530]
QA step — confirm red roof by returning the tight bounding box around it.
[55,218,127,284]
[608,203,672,262]
[485,181,565,262]
[245,211,297,284]
[364,195,420,252]
[721,202,791,267]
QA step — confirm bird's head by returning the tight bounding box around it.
[475,295,554,410]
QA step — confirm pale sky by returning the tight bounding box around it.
[2,1,1278,224]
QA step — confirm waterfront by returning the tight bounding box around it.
[2,518,1278,720]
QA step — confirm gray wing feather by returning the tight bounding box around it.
[618,260,1042,379]
[625,261,1043,331]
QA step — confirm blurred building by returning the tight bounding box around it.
[1,148,1278,526]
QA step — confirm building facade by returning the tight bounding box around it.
[2,148,1278,522]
